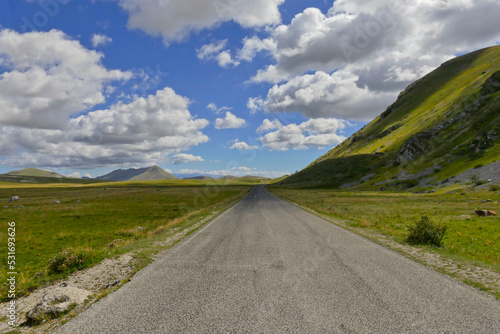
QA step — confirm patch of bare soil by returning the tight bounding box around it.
[0,253,137,334]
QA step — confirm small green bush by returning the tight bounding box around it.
[406,216,446,247]
[469,173,485,185]
[47,248,93,275]
[454,146,468,156]
[470,173,480,183]
[489,184,500,191]
[398,179,419,189]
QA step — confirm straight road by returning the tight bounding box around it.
[59,186,500,333]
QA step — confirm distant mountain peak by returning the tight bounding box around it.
[97,165,178,181]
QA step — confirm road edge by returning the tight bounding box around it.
[7,189,252,334]
[266,186,500,300]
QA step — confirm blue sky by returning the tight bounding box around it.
[0,0,499,178]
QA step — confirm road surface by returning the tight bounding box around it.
[59,186,500,333]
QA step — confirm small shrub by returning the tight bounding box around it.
[469,173,480,183]
[469,173,483,185]
[474,163,484,169]
[454,146,468,156]
[399,179,419,188]
[106,239,125,248]
[406,216,446,247]
[489,184,500,191]
[47,248,93,275]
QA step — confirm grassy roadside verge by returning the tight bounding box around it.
[268,186,500,298]
[0,182,252,302]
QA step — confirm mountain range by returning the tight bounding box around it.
[0,166,270,183]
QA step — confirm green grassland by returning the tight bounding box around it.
[269,187,500,273]
[0,181,253,301]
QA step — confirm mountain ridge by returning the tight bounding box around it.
[278,45,500,189]
[96,165,178,181]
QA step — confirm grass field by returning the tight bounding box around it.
[269,187,500,272]
[0,181,252,301]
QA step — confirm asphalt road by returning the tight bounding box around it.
[59,186,500,333]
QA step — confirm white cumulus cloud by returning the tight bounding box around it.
[265,70,396,121]
[200,36,276,68]
[118,0,285,45]
[230,141,258,150]
[259,118,348,151]
[170,153,205,164]
[197,40,239,68]
[238,36,276,62]
[215,111,246,129]
[233,166,252,172]
[0,29,131,130]
[91,34,112,47]
[0,88,210,168]
[215,50,239,68]
[256,119,282,133]
[247,97,265,114]
[197,40,227,59]
[206,102,232,115]
[176,169,205,175]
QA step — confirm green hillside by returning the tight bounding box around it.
[278,45,500,189]
[5,168,65,178]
